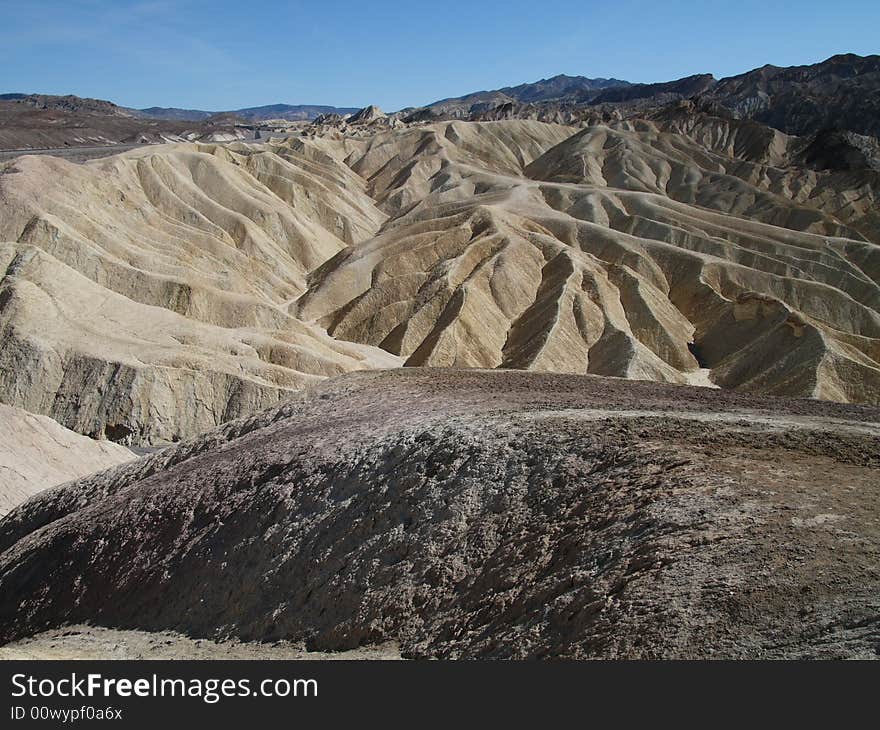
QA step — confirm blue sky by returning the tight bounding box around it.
[2,0,878,111]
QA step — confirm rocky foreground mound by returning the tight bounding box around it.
[0,370,877,658]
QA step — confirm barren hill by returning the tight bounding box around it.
[297,117,880,404]
[1,110,879,446]
[416,54,880,140]
[0,370,877,658]
[706,53,880,137]
[427,75,631,117]
[0,95,249,151]
[0,140,399,443]
[0,403,132,517]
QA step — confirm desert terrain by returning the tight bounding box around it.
[0,626,399,660]
[1,370,878,658]
[0,403,133,517]
[0,53,878,659]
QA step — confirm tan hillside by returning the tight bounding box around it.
[0,142,400,443]
[0,402,132,517]
[298,119,880,404]
[1,115,879,444]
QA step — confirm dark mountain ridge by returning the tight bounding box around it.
[421,53,880,138]
[703,53,880,136]
[133,103,361,122]
[5,53,880,146]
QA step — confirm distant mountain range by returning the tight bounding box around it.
[0,94,361,122]
[133,104,361,122]
[0,94,254,150]
[704,53,880,136]
[415,54,880,137]
[4,53,880,145]
[423,74,632,115]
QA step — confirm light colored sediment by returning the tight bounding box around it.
[1,117,879,446]
[0,241,398,444]
[298,120,880,404]
[0,141,400,443]
[0,402,133,516]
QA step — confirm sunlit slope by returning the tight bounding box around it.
[0,402,132,517]
[298,120,880,403]
[1,116,878,447]
[0,141,399,443]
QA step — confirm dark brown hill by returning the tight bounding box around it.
[1,370,877,658]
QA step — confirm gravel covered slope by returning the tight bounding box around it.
[0,369,878,658]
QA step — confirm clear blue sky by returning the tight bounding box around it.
[2,0,878,111]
